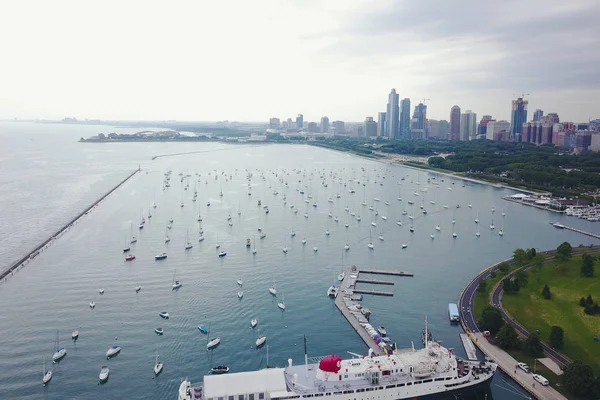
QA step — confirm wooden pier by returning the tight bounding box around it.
[353,289,394,296]
[359,269,414,277]
[355,278,394,285]
[333,266,386,355]
[549,221,600,240]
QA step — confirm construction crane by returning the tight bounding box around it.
[512,92,529,99]
[420,97,430,105]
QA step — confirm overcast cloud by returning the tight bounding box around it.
[0,0,598,123]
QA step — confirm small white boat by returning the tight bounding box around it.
[154,350,163,376]
[430,233,435,239]
[159,311,169,319]
[99,288,104,295]
[169,218,173,223]
[325,229,330,236]
[498,230,504,236]
[371,222,377,227]
[381,216,387,220]
[71,330,79,341]
[313,246,318,252]
[106,345,121,359]
[344,243,350,251]
[367,243,374,249]
[237,279,243,286]
[238,291,243,299]
[207,337,221,349]
[256,335,267,347]
[251,318,258,328]
[42,356,52,386]
[453,232,457,238]
[99,366,109,382]
[199,235,205,242]
[269,285,277,296]
[172,280,182,289]
[401,244,408,249]
[378,326,387,336]
[301,238,306,245]
[282,246,288,253]
[218,251,227,257]
[155,253,167,260]
[89,302,95,309]
[277,295,286,310]
[378,234,384,241]
[435,225,441,231]
[135,285,142,293]
[154,327,164,335]
[52,331,66,363]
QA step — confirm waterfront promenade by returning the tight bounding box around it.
[0,168,141,281]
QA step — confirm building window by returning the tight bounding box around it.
[249,394,255,400]
[219,397,224,400]
[259,394,264,400]
[239,396,245,400]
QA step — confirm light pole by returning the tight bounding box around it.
[534,358,537,373]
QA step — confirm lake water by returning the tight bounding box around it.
[0,121,596,399]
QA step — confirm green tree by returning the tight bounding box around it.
[549,326,564,348]
[542,284,551,299]
[580,297,587,307]
[526,248,537,260]
[477,279,488,293]
[502,278,512,293]
[523,333,544,357]
[562,360,597,398]
[478,305,504,335]
[556,242,573,262]
[516,270,529,285]
[495,323,520,350]
[581,253,595,277]
[587,294,594,306]
[498,262,510,273]
[531,254,545,272]
[513,248,527,266]
[584,304,595,315]
[490,270,497,278]
[511,278,521,293]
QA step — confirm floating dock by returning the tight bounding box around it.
[353,289,394,296]
[355,278,394,285]
[459,333,478,361]
[549,221,600,240]
[359,269,414,277]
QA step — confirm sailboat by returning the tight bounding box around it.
[252,237,257,255]
[172,270,182,289]
[367,230,374,249]
[154,348,164,376]
[474,210,479,224]
[498,219,504,236]
[490,218,495,230]
[42,356,52,386]
[269,279,277,296]
[165,226,170,243]
[255,323,267,347]
[476,224,481,237]
[52,331,66,363]
[277,293,286,310]
[282,235,288,253]
[206,325,221,350]
[123,235,131,252]
[184,230,193,250]
[130,223,137,243]
[337,250,345,281]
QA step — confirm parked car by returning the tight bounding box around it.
[517,362,531,373]
[533,374,549,386]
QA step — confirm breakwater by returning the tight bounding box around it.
[0,168,140,282]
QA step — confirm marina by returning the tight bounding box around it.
[354,278,394,285]
[549,221,600,239]
[0,127,594,399]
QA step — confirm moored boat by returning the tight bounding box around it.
[210,365,229,374]
[207,337,221,349]
[159,311,170,319]
[198,324,208,334]
[155,252,168,260]
[106,345,121,359]
[99,366,109,382]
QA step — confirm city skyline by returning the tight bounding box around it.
[0,0,599,122]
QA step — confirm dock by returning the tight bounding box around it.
[459,333,477,361]
[355,278,394,285]
[333,266,390,355]
[549,221,600,240]
[353,289,394,296]
[359,269,414,277]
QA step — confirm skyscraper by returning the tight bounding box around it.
[449,106,461,141]
[364,117,377,137]
[399,98,411,139]
[269,117,280,129]
[533,109,543,122]
[510,97,528,141]
[320,116,330,133]
[460,110,477,141]
[411,103,427,139]
[296,114,304,129]
[332,121,345,134]
[386,89,399,139]
[478,115,493,137]
[377,112,386,137]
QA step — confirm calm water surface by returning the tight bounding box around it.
[0,122,596,399]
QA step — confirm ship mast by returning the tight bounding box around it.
[304,335,308,378]
[424,316,428,350]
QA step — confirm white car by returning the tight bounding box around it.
[533,374,549,386]
[517,362,531,373]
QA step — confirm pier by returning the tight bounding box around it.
[333,266,387,355]
[353,289,394,296]
[459,333,477,361]
[0,168,141,282]
[549,221,600,240]
[355,278,394,285]
[359,269,414,277]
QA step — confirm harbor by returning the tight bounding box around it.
[549,221,600,239]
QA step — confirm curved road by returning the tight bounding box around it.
[460,247,599,367]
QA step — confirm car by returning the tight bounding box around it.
[517,362,531,373]
[533,374,549,386]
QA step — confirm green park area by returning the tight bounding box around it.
[502,252,600,373]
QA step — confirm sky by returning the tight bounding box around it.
[0,0,599,123]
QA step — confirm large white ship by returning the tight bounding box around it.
[177,336,496,400]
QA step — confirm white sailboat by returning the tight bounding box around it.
[256,323,267,347]
[165,225,170,243]
[52,331,66,363]
[252,237,257,255]
[184,230,193,250]
[498,219,504,236]
[282,235,288,253]
[277,293,286,310]
[367,230,374,249]
[130,222,137,243]
[337,250,345,281]
[42,356,52,386]
[172,270,182,289]
[269,279,277,296]
[474,210,479,224]
[154,348,164,376]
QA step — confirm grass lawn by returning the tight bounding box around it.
[502,255,600,374]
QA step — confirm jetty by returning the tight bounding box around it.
[359,269,414,277]
[549,221,600,240]
[1,168,141,281]
[459,333,477,361]
[355,278,394,285]
[334,266,386,355]
[353,289,394,296]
